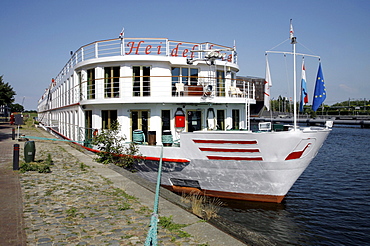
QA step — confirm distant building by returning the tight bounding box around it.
[0,104,10,118]
[237,76,265,115]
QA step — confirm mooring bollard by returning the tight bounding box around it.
[12,128,15,140]
[13,144,20,170]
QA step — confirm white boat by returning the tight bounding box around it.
[37,27,331,203]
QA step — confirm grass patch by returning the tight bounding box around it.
[65,207,78,219]
[181,192,223,220]
[158,215,191,238]
[117,202,131,211]
[19,161,51,173]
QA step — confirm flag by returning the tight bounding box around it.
[299,60,308,112]
[289,19,294,40]
[312,63,326,111]
[119,27,125,38]
[264,56,272,111]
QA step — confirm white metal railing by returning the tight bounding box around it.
[52,38,237,89]
[39,75,255,112]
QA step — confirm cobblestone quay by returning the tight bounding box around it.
[2,122,246,246]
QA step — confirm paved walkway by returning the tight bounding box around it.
[0,122,247,246]
[0,123,27,245]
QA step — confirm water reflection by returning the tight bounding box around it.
[218,199,311,245]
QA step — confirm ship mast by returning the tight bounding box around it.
[266,20,321,130]
[290,19,298,130]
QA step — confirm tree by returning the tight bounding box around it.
[10,103,24,112]
[0,75,16,106]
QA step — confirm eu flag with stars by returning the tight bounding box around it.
[312,63,326,111]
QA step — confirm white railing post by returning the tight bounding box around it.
[95,43,98,58]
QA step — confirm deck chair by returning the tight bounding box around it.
[175,83,184,96]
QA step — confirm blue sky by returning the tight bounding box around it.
[1,0,369,110]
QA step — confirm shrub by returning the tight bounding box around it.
[92,121,142,168]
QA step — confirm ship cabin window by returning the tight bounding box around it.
[187,110,202,132]
[102,110,117,129]
[231,72,236,86]
[104,67,120,98]
[232,109,240,130]
[161,110,171,132]
[216,70,225,97]
[78,72,83,101]
[133,66,150,97]
[131,110,149,141]
[87,69,95,99]
[171,67,198,96]
[217,110,225,130]
[84,110,93,147]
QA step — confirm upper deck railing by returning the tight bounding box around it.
[38,75,255,112]
[54,38,237,87]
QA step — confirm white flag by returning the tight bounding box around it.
[289,19,294,39]
[264,56,272,111]
[119,27,125,38]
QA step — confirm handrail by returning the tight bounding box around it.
[38,75,255,112]
[50,38,237,89]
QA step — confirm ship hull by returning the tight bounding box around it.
[133,127,331,203]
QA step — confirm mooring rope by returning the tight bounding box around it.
[20,135,85,143]
[145,145,164,246]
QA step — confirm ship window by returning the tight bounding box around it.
[84,110,93,147]
[161,110,171,132]
[132,66,150,97]
[87,69,95,99]
[217,70,225,97]
[187,110,202,132]
[232,109,240,130]
[102,110,117,129]
[171,67,198,96]
[131,110,149,141]
[190,68,198,85]
[78,72,83,101]
[217,110,225,130]
[104,67,120,98]
[171,67,180,96]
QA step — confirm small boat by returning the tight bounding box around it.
[38,23,331,203]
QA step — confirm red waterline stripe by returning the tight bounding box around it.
[193,139,257,144]
[45,125,190,163]
[207,156,263,161]
[143,156,190,163]
[199,147,260,153]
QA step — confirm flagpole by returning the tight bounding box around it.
[290,19,298,130]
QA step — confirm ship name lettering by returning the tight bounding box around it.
[124,41,230,60]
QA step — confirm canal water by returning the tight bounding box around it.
[218,127,370,245]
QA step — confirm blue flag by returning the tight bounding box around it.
[312,63,326,111]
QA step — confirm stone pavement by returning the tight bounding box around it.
[0,123,27,245]
[0,122,247,246]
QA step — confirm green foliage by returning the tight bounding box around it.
[117,202,131,211]
[19,153,53,173]
[45,154,54,165]
[78,161,89,171]
[66,207,78,219]
[10,103,24,113]
[159,216,191,238]
[92,121,142,168]
[20,162,51,173]
[0,75,16,106]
